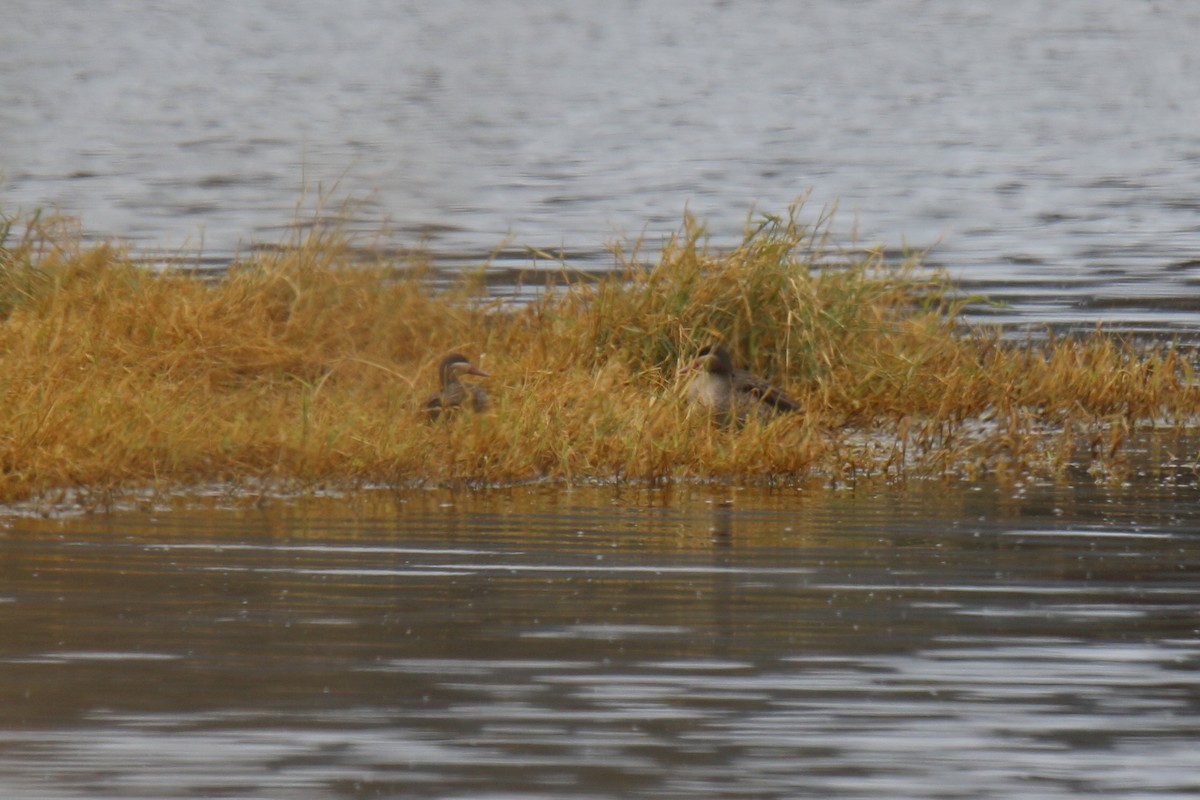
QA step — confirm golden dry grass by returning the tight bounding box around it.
[1,204,1198,508]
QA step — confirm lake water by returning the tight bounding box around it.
[2,480,1200,799]
[4,1,1200,333]
[5,5,1200,797]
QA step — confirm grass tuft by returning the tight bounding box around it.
[1,202,1198,508]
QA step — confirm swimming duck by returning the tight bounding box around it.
[680,344,799,423]
[424,353,490,418]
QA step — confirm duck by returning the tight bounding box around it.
[424,353,490,418]
[680,344,799,424]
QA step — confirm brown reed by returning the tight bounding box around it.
[1,204,1197,509]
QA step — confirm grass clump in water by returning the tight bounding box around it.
[1,203,1197,508]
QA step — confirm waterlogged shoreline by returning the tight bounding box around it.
[9,425,1200,522]
[2,207,1199,512]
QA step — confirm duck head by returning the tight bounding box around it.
[680,344,734,376]
[440,353,490,385]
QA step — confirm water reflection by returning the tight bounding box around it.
[1,480,1199,797]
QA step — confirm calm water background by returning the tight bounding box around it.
[4,1,1200,331]
[2,481,1200,799]
[6,3,1200,797]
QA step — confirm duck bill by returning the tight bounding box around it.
[465,366,490,378]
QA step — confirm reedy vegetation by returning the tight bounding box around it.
[0,205,1197,507]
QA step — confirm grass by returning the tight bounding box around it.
[1,202,1198,510]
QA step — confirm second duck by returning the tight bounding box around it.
[680,344,800,424]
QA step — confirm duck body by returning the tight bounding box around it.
[682,344,799,424]
[424,353,489,418]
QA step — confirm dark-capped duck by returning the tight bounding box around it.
[680,344,799,423]
[424,353,489,418]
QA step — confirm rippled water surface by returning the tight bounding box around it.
[3,480,1200,799]
[5,1,1200,332]
[6,6,1200,796]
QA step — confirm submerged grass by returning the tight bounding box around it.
[1,203,1198,508]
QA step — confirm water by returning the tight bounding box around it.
[6,5,1200,795]
[2,481,1200,799]
[4,1,1200,332]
